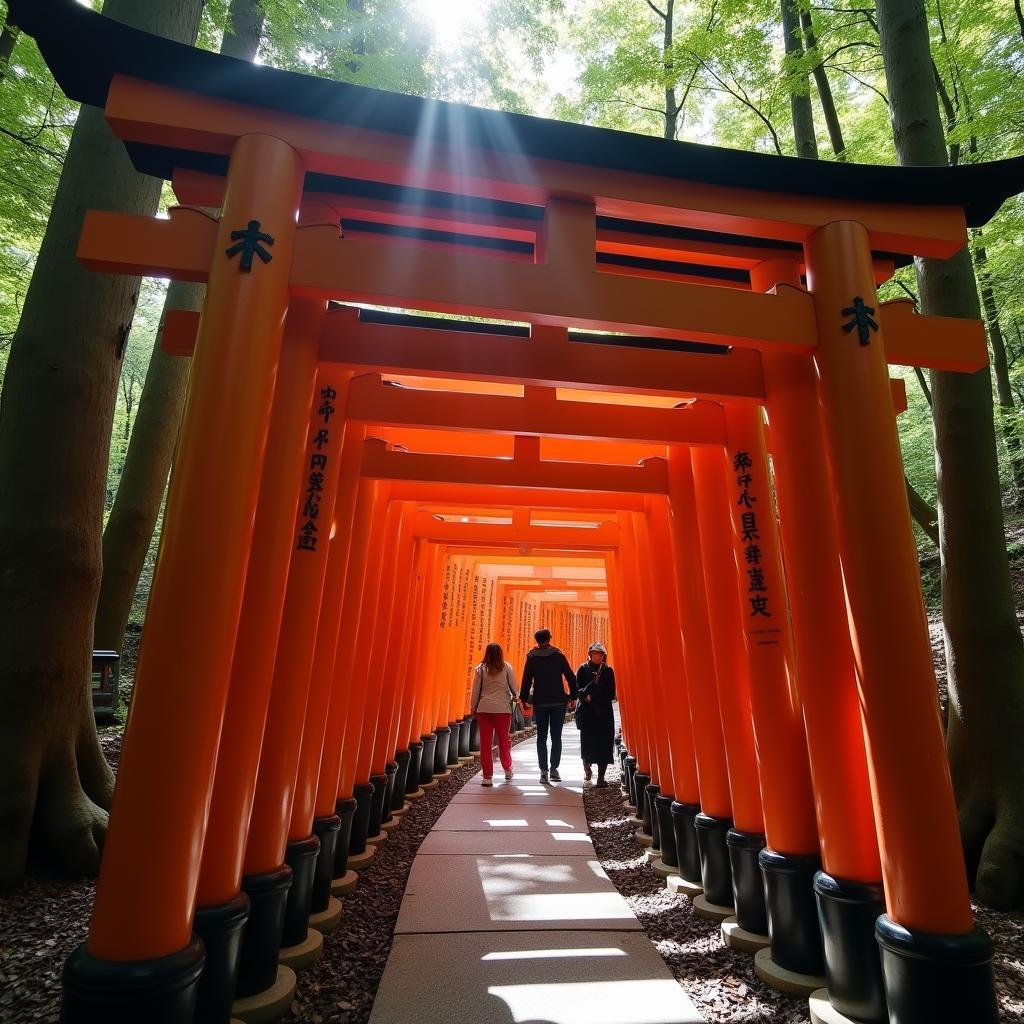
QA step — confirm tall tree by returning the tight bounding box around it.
[780,0,817,157]
[0,0,205,888]
[877,0,1024,909]
[94,0,265,661]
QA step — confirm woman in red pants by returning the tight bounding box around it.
[471,643,519,786]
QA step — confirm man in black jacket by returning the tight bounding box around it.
[520,628,577,783]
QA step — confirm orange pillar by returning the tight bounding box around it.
[190,295,322,1020]
[627,511,676,833]
[691,442,768,921]
[754,257,884,1020]
[719,404,822,975]
[351,498,406,826]
[806,222,993,1020]
[237,366,349,989]
[76,135,303,986]
[310,419,368,888]
[336,481,392,860]
[643,495,701,877]
[665,445,732,889]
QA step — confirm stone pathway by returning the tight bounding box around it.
[369,724,703,1024]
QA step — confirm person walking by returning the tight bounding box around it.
[471,643,518,787]
[519,628,577,783]
[576,642,616,787]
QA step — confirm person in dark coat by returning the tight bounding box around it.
[519,628,577,784]
[576,642,616,787]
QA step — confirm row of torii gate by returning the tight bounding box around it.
[15,1,1023,1023]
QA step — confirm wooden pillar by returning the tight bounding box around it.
[806,222,994,1022]
[81,133,303,968]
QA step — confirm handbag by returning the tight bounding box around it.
[575,664,602,729]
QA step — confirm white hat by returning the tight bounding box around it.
[588,642,607,654]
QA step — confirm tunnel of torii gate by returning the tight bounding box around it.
[12,0,1024,1022]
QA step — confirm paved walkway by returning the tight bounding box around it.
[369,724,703,1024]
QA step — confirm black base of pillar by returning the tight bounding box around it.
[617,746,628,779]
[311,815,342,914]
[875,915,997,1024]
[368,772,389,838]
[458,717,472,756]
[349,782,375,857]
[814,872,887,1023]
[405,743,424,793]
[469,718,480,753]
[633,773,651,831]
[433,727,451,774]
[760,848,825,976]
[61,936,205,1024]
[623,756,637,807]
[727,829,768,936]
[695,812,734,908]
[332,797,357,878]
[192,892,249,1024]
[380,761,398,825]
[655,795,678,868]
[419,734,438,784]
[671,801,702,884]
[391,749,412,810]
[645,784,660,846]
[237,865,292,998]
[282,835,320,948]
[446,723,461,767]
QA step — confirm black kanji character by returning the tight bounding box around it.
[313,429,329,449]
[311,453,328,470]
[319,401,336,423]
[737,490,757,509]
[225,220,275,271]
[841,296,879,345]
[320,385,338,402]
[744,544,762,565]
[737,473,752,488]
[749,594,771,617]
[303,494,321,518]
[733,451,753,473]
[297,534,318,551]
[741,512,759,542]
[747,567,767,592]
[307,471,325,492]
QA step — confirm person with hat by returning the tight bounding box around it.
[575,642,616,787]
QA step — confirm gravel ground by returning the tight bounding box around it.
[582,755,1024,1024]
[0,730,530,1024]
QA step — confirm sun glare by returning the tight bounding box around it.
[415,0,487,50]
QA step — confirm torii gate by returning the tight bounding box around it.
[10,0,1019,1022]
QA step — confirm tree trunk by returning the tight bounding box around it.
[94,0,263,665]
[0,15,19,84]
[663,0,677,140]
[1016,0,1024,44]
[0,0,204,890]
[906,475,940,546]
[973,234,1024,505]
[93,283,199,657]
[877,0,1024,910]
[799,9,845,160]
[781,0,818,158]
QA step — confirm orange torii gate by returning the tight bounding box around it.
[10,1,1020,1022]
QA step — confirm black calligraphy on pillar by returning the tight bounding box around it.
[841,296,879,345]
[225,220,275,271]
[296,384,338,552]
[733,450,771,619]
